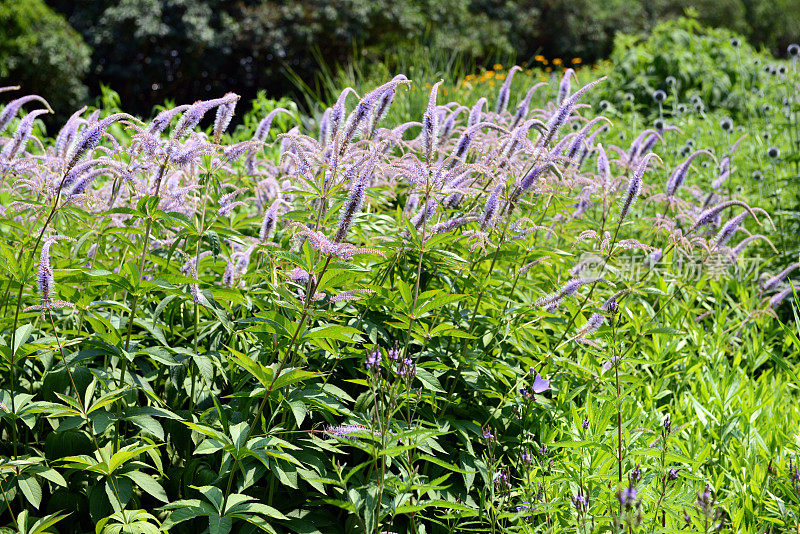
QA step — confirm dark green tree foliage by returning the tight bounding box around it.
[47,0,516,116]
[37,0,800,117]
[0,0,90,120]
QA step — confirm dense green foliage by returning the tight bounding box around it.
[1,21,800,534]
[597,17,770,116]
[0,0,91,120]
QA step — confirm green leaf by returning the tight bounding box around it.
[208,514,232,534]
[18,475,42,509]
[124,471,168,502]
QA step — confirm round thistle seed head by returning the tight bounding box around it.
[751,170,763,181]
[730,37,741,47]
[666,76,677,87]
[624,93,635,102]
[653,90,667,103]
[789,43,800,57]
[720,117,733,132]
[768,146,780,159]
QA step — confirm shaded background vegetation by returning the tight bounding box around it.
[2,0,800,120]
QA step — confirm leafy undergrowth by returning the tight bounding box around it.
[0,51,799,534]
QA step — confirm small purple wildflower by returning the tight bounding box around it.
[365,350,382,374]
[531,372,550,394]
[573,493,589,513]
[397,357,416,380]
[629,465,641,484]
[387,342,400,362]
[495,469,511,489]
[618,486,638,509]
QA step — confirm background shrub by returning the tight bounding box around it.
[0,0,90,121]
[596,17,769,116]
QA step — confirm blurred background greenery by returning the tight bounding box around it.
[2,0,800,120]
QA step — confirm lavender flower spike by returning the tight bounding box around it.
[340,75,409,148]
[665,150,715,198]
[147,105,191,134]
[372,77,407,130]
[0,95,53,134]
[421,80,444,162]
[713,211,751,249]
[596,143,611,185]
[558,68,578,105]
[213,99,237,142]
[690,200,768,232]
[619,153,661,223]
[729,234,775,260]
[761,263,800,293]
[55,106,88,158]
[64,113,136,172]
[328,87,358,143]
[481,183,504,230]
[536,277,614,308]
[335,159,373,242]
[37,235,75,302]
[1,109,50,159]
[171,93,240,140]
[566,117,612,165]
[575,292,623,338]
[768,284,797,309]
[511,82,548,129]
[318,108,332,145]
[243,107,292,174]
[178,251,205,306]
[495,66,522,114]
[541,76,607,147]
[467,97,487,128]
[260,199,281,242]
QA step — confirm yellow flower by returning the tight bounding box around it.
[546,67,552,73]
[534,55,545,62]
[493,63,503,71]
[553,58,562,66]
[572,57,582,64]
[542,59,549,65]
